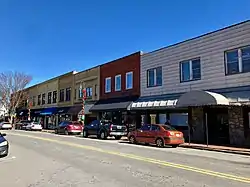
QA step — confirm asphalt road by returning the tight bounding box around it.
[0,130,250,187]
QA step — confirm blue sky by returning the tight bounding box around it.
[0,0,249,86]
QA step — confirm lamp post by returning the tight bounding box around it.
[80,82,86,125]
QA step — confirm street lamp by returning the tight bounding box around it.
[80,82,86,125]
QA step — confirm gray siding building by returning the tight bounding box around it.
[131,20,250,147]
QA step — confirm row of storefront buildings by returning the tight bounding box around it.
[17,20,250,147]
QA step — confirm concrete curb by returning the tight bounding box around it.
[180,145,250,156]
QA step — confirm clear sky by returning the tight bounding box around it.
[0,0,249,86]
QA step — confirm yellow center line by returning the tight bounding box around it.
[8,132,250,184]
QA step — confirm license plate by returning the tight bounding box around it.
[117,126,122,129]
[176,134,180,137]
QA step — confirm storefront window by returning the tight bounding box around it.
[159,113,167,124]
[169,113,188,126]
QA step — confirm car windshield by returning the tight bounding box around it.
[161,125,177,131]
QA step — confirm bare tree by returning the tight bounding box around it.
[0,71,32,124]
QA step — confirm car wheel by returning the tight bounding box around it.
[115,136,122,140]
[156,138,165,148]
[100,131,107,140]
[171,145,179,148]
[55,129,58,134]
[65,129,69,135]
[83,130,88,138]
[129,135,136,144]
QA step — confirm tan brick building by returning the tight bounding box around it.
[73,66,100,124]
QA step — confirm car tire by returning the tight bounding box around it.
[115,136,122,140]
[83,130,88,138]
[129,135,136,144]
[171,145,179,148]
[99,131,107,140]
[155,138,165,148]
[55,129,58,134]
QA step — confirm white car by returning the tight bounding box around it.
[0,122,12,130]
[25,122,43,131]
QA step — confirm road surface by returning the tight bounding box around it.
[0,130,250,187]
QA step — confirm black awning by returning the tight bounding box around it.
[89,96,138,112]
[67,105,82,115]
[16,109,29,116]
[56,107,71,114]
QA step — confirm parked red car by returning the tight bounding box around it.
[128,124,185,148]
[54,121,83,135]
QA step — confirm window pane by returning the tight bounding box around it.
[242,47,250,73]
[226,50,239,74]
[192,59,201,80]
[156,67,162,86]
[141,125,151,131]
[115,76,121,91]
[169,113,188,126]
[105,78,111,92]
[181,61,190,81]
[126,73,133,89]
[147,69,155,87]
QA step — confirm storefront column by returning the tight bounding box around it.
[228,106,245,146]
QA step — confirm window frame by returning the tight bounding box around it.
[65,87,71,101]
[86,87,93,98]
[225,45,250,75]
[37,94,41,105]
[42,93,46,105]
[47,92,52,104]
[125,71,133,90]
[105,77,111,93]
[147,66,162,88]
[52,91,57,103]
[180,58,201,82]
[115,74,121,91]
[59,89,65,102]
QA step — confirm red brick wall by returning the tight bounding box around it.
[100,52,141,100]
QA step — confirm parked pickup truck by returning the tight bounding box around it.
[83,120,127,140]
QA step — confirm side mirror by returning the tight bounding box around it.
[1,133,6,137]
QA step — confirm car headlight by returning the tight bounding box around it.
[0,141,8,147]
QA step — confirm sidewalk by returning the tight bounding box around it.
[180,143,250,156]
[42,129,54,133]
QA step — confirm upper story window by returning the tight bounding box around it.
[79,86,83,99]
[94,84,97,96]
[147,67,162,87]
[225,46,250,75]
[126,72,133,90]
[86,87,93,98]
[42,93,46,105]
[180,58,201,82]
[65,87,71,101]
[74,89,77,100]
[52,91,57,103]
[32,96,36,106]
[37,94,41,105]
[47,92,52,104]
[105,77,111,93]
[59,89,64,102]
[115,74,121,91]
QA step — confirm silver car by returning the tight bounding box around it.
[0,122,12,130]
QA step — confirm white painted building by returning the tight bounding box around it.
[131,20,250,146]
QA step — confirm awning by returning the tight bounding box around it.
[17,109,29,116]
[90,96,138,112]
[56,107,71,115]
[31,109,43,116]
[176,90,229,107]
[78,104,94,115]
[90,102,132,112]
[67,105,82,115]
[130,99,178,110]
[130,93,180,110]
[40,107,58,115]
